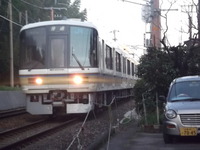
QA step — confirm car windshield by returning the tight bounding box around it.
[168,81,200,101]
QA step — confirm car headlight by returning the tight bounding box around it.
[165,109,177,119]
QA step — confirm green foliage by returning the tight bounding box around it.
[137,47,176,95]
[134,44,200,125]
[0,86,21,91]
[139,112,157,125]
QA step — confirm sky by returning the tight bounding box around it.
[80,0,145,46]
[80,0,199,57]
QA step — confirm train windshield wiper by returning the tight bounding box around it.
[72,49,84,70]
[28,61,40,71]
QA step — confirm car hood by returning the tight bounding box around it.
[166,101,200,114]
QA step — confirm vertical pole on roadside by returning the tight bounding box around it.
[25,10,28,24]
[156,92,159,124]
[142,93,147,125]
[51,8,54,20]
[9,0,14,87]
[198,0,200,43]
[106,105,113,150]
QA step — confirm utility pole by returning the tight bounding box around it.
[51,8,54,20]
[150,0,161,48]
[128,0,161,48]
[9,0,14,87]
[198,0,200,43]
[25,10,28,24]
[189,14,192,39]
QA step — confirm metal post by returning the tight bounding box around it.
[25,10,28,24]
[51,8,54,20]
[156,92,159,124]
[142,93,147,125]
[198,0,200,43]
[9,0,14,87]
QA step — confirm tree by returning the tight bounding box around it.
[0,0,87,86]
[137,47,176,94]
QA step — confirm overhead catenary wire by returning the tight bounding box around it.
[20,0,68,20]
[2,0,37,25]
[20,0,68,10]
[0,14,22,27]
[122,0,150,6]
[20,0,44,9]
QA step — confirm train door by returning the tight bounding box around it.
[48,36,68,68]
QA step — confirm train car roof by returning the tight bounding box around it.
[20,19,97,32]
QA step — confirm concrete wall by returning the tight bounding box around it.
[0,91,26,111]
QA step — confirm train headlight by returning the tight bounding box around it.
[35,78,43,85]
[73,75,83,84]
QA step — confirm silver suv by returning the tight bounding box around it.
[160,75,200,143]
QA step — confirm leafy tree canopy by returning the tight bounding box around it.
[0,0,87,85]
[134,44,200,116]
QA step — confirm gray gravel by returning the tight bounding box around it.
[4,99,136,150]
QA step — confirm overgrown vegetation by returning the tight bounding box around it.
[0,86,21,91]
[134,43,200,125]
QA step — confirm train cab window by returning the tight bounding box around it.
[127,60,130,75]
[132,62,134,76]
[123,57,126,74]
[70,26,98,68]
[20,27,46,69]
[116,52,121,72]
[105,45,113,70]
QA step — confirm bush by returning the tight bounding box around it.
[0,86,21,91]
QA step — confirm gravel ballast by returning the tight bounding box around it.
[3,99,136,150]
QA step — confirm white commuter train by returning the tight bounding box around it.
[19,19,138,115]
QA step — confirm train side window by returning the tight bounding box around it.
[116,52,121,72]
[89,29,98,67]
[123,57,126,74]
[132,62,134,76]
[135,65,138,77]
[105,45,113,70]
[127,60,130,75]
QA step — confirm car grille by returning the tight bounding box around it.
[180,114,200,126]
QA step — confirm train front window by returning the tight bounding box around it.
[70,26,98,68]
[20,27,46,69]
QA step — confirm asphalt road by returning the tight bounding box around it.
[99,126,200,150]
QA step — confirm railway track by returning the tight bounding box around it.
[0,117,78,150]
[0,108,26,119]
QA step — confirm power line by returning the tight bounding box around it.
[20,0,44,9]
[20,0,68,20]
[20,0,68,10]
[122,0,150,6]
[2,0,37,24]
[0,14,22,27]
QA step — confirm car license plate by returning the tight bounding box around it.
[180,128,197,136]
